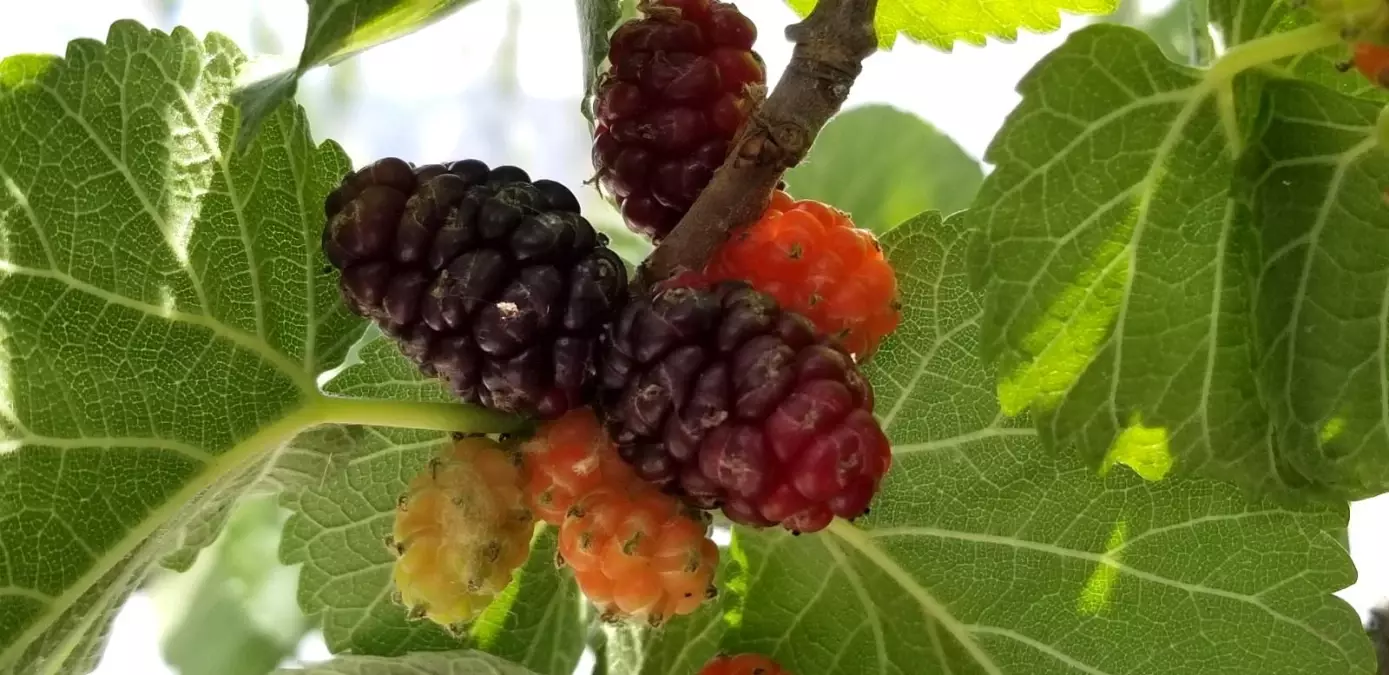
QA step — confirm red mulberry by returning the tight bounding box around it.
[592,0,766,241]
[598,281,892,534]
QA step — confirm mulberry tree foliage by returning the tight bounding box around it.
[1,0,1387,674]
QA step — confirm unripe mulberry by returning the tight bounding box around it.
[558,485,718,625]
[698,653,792,675]
[690,190,900,358]
[520,407,637,525]
[592,0,766,241]
[389,438,535,628]
[322,157,628,419]
[598,281,892,534]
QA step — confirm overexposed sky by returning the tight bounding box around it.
[3,1,1387,673]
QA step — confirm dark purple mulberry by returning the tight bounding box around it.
[323,157,628,419]
[592,0,766,242]
[597,281,892,534]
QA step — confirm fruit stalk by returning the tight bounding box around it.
[641,0,879,284]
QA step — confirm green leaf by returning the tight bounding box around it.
[233,0,480,143]
[578,0,623,122]
[967,22,1364,497]
[280,427,585,673]
[717,211,1375,674]
[325,335,457,404]
[0,21,357,672]
[784,104,983,233]
[155,496,309,675]
[1211,0,1387,101]
[783,0,1117,49]
[162,424,354,571]
[1238,80,1389,500]
[272,651,541,675]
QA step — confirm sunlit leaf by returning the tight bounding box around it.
[0,21,355,672]
[969,23,1289,493]
[784,0,1116,49]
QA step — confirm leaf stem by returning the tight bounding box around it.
[1205,23,1341,84]
[310,395,527,434]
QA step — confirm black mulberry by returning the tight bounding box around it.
[323,157,628,419]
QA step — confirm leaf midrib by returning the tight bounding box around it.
[0,401,324,669]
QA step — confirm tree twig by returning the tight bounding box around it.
[639,0,879,284]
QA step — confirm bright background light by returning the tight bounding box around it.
[3,0,1386,672]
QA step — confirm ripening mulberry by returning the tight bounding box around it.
[389,437,535,628]
[558,484,718,625]
[592,0,766,241]
[689,190,900,358]
[322,157,628,419]
[1351,41,1389,87]
[520,407,637,525]
[598,281,892,534]
[698,653,792,675]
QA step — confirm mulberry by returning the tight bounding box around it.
[558,485,718,625]
[598,281,892,534]
[520,407,637,525]
[388,437,534,628]
[698,654,791,675]
[592,0,766,241]
[690,190,900,358]
[322,157,628,419]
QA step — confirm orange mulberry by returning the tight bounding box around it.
[557,484,718,625]
[520,407,637,525]
[388,437,535,629]
[694,190,900,358]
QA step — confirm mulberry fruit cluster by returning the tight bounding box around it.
[689,190,900,358]
[388,437,534,628]
[324,1,904,630]
[322,157,628,419]
[592,0,766,241]
[598,281,892,534]
[698,654,792,675]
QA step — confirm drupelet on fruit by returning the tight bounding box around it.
[520,407,638,525]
